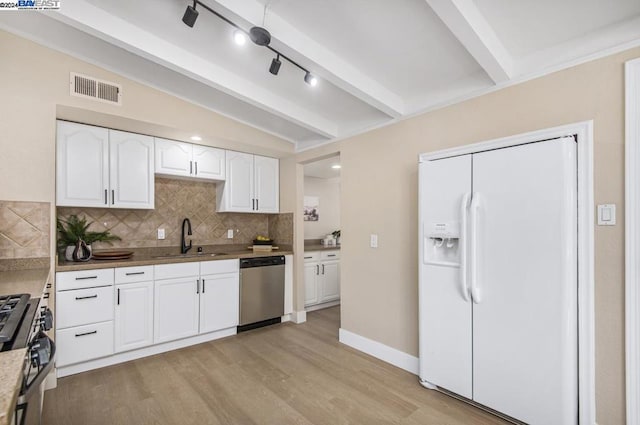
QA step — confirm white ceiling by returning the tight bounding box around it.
[1,0,639,151]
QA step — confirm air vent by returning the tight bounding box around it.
[70,72,122,105]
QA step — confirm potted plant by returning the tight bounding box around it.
[332,229,341,245]
[57,214,121,261]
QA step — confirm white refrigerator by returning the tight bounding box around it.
[418,137,578,424]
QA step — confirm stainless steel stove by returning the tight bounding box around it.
[0,293,54,425]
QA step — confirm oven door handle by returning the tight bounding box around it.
[17,334,56,404]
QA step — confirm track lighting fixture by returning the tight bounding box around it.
[269,55,281,75]
[182,3,198,28]
[304,72,318,87]
[181,0,319,88]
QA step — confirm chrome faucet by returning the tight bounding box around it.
[181,218,192,254]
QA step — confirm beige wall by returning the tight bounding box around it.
[298,47,640,424]
[304,177,341,240]
[0,30,293,205]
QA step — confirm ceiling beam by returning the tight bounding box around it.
[49,0,338,139]
[211,0,405,118]
[425,0,513,84]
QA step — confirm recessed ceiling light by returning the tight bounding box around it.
[234,30,247,46]
[331,164,341,169]
[191,135,202,141]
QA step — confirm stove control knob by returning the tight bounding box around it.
[39,308,53,331]
[30,336,51,368]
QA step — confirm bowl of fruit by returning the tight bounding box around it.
[253,235,274,246]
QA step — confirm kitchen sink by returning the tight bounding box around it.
[151,253,228,260]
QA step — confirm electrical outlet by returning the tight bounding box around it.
[227,229,234,239]
[370,234,378,248]
[157,228,165,240]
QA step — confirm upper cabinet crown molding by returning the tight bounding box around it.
[216,150,279,214]
[155,138,225,181]
[56,121,155,209]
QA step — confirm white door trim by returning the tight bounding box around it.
[419,120,595,425]
[626,57,640,425]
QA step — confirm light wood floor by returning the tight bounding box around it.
[43,307,508,425]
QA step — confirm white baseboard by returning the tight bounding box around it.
[339,328,419,375]
[56,327,236,378]
[291,310,307,324]
[305,300,340,312]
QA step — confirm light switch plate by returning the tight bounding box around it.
[157,228,165,239]
[370,234,378,248]
[597,204,616,226]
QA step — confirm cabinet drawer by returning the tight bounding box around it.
[56,286,114,329]
[56,321,114,367]
[200,259,238,275]
[154,262,199,280]
[56,268,114,291]
[303,252,320,262]
[115,265,154,284]
[320,250,340,260]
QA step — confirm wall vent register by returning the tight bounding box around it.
[70,72,122,105]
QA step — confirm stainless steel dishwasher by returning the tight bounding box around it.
[238,255,285,332]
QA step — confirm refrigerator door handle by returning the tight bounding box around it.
[469,192,482,304]
[460,192,471,302]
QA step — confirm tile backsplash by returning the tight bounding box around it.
[58,178,292,250]
[0,200,50,259]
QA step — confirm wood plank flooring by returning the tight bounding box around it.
[43,307,508,425]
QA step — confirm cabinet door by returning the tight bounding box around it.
[319,260,340,302]
[222,151,254,212]
[110,130,155,209]
[56,121,109,207]
[304,262,319,306]
[154,138,192,177]
[254,155,279,213]
[199,272,239,334]
[193,145,225,181]
[154,277,199,344]
[115,281,154,353]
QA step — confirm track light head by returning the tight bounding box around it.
[304,72,318,87]
[182,4,199,28]
[269,55,281,75]
[249,26,271,46]
[234,30,247,45]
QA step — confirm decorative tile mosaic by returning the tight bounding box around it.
[0,201,50,259]
[268,213,293,246]
[57,178,292,250]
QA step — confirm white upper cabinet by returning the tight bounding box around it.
[56,121,154,209]
[154,138,192,177]
[192,145,225,180]
[155,138,225,181]
[110,130,154,209]
[57,121,109,207]
[217,151,279,213]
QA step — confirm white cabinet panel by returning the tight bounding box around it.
[222,150,254,212]
[154,262,199,280]
[56,286,114,329]
[154,277,199,344]
[304,262,319,307]
[200,259,238,275]
[110,130,154,209]
[115,281,154,353]
[193,145,225,180]
[56,268,114,291]
[254,155,279,213]
[199,272,239,333]
[154,138,192,177]
[56,321,114,367]
[319,261,340,303]
[114,265,154,284]
[56,121,109,207]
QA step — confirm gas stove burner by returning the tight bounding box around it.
[0,294,30,343]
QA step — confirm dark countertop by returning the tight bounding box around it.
[56,244,293,272]
[304,244,341,253]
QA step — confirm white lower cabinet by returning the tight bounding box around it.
[304,250,340,308]
[115,281,154,353]
[154,276,200,344]
[56,321,114,367]
[199,272,239,334]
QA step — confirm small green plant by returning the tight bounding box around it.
[57,214,121,252]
